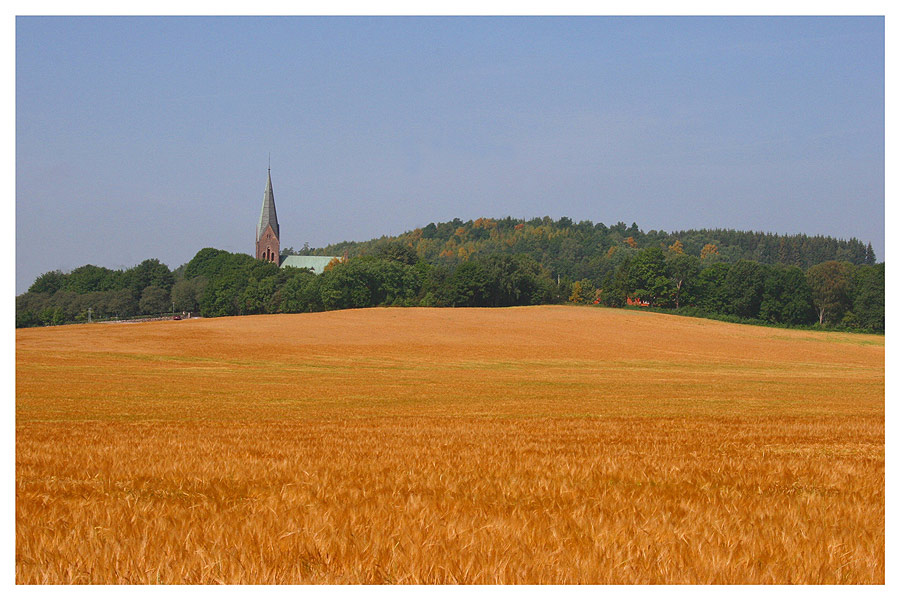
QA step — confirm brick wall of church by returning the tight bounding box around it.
[256,224,280,265]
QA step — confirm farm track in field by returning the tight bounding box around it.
[16,306,884,583]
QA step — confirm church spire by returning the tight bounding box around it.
[255,164,280,265]
[257,167,279,241]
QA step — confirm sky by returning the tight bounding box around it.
[15,15,885,294]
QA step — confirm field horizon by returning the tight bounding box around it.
[16,305,884,583]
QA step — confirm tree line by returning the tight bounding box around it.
[16,219,883,332]
[317,216,875,274]
[592,246,883,331]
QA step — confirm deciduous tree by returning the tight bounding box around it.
[666,253,699,309]
[139,285,171,315]
[806,261,854,325]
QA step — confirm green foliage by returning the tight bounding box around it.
[139,285,171,315]
[107,289,139,319]
[277,270,322,313]
[318,257,421,311]
[171,277,207,313]
[480,254,553,307]
[65,264,120,294]
[666,253,699,309]
[865,242,876,265]
[622,248,672,307]
[724,260,766,318]
[806,261,854,325]
[28,270,66,294]
[759,265,816,325]
[695,263,732,314]
[239,276,279,315]
[124,259,174,295]
[184,248,228,279]
[845,263,884,332]
[448,261,488,307]
[374,241,418,266]
[200,270,249,317]
[15,220,885,333]
[317,217,871,273]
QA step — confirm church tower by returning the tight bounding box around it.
[256,167,280,265]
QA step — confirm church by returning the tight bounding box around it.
[255,168,339,274]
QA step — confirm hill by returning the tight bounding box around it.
[16,306,884,583]
[309,217,875,273]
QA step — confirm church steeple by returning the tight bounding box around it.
[255,166,280,265]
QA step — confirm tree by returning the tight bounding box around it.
[16,292,49,327]
[477,254,552,307]
[700,243,719,261]
[278,270,321,313]
[422,222,438,239]
[806,261,854,325]
[318,261,372,310]
[28,270,67,294]
[171,277,206,313]
[448,261,488,307]
[665,253,699,309]
[724,260,765,319]
[108,288,138,319]
[418,264,453,307]
[199,271,248,317]
[569,280,584,304]
[695,262,731,314]
[375,241,418,265]
[759,265,816,325]
[626,247,672,307]
[65,264,118,294]
[139,285,171,315]
[184,248,232,280]
[848,263,884,332]
[239,276,278,314]
[124,259,174,294]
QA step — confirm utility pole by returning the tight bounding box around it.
[87,307,92,323]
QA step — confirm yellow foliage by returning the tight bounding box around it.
[568,281,584,304]
[701,243,719,260]
[323,257,343,272]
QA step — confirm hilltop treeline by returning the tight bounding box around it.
[16,218,883,332]
[315,217,875,274]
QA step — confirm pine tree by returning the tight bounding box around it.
[865,242,876,265]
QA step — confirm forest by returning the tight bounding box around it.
[16,217,884,332]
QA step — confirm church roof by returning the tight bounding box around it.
[280,255,341,274]
[257,169,279,241]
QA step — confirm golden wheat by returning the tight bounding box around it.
[16,306,884,583]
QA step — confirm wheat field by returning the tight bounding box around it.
[15,306,884,584]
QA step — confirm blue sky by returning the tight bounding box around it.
[15,16,884,293]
